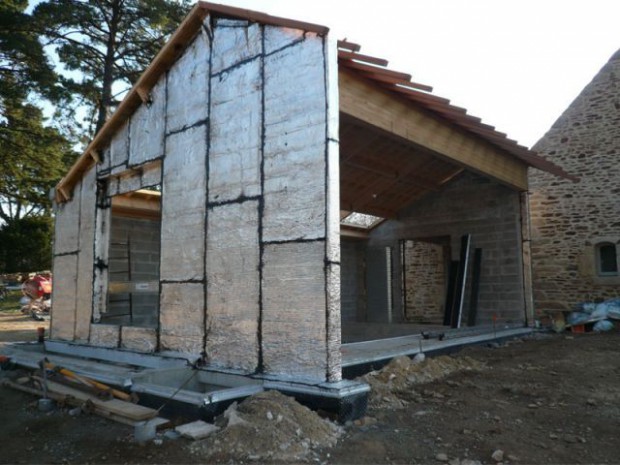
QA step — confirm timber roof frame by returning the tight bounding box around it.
[55,1,576,203]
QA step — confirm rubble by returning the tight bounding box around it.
[361,354,485,409]
[190,390,342,462]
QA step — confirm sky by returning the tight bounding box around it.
[213,0,619,149]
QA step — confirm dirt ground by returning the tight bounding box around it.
[0,314,619,464]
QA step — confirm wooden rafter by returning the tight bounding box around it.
[339,69,529,190]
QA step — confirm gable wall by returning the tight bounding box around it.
[51,17,340,383]
[529,50,620,313]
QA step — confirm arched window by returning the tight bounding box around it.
[596,243,618,276]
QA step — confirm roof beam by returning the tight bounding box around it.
[339,70,529,191]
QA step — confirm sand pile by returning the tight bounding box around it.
[362,354,485,409]
[190,390,342,462]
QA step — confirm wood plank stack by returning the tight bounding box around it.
[2,375,168,428]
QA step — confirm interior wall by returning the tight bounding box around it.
[340,238,366,322]
[367,171,526,326]
[52,18,340,383]
[105,215,160,327]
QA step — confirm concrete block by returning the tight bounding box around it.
[167,30,210,133]
[75,169,97,342]
[263,39,328,242]
[206,201,259,372]
[50,254,78,341]
[209,59,262,202]
[211,21,261,74]
[160,126,207,281]
[54,185,81,255]
[129,78,165,165]
[262,241,327,382]
[89,324,120,348]
[110,121,129,169]
[121,326,157,353]
[160,283,205,355]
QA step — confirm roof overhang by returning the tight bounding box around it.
[54,1,329,203]
[55,2,576,210]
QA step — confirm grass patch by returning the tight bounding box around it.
[0,290,22,314]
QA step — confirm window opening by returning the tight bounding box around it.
[596,243,618,276]
[341,212,385,230]
[102,187,161,327]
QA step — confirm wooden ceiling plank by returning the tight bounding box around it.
[339,70,529,190]
[343,159,441,192]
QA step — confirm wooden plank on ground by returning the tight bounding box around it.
[43,379,157,420]
[2,379,169,427]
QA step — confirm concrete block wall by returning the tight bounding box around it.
[52,17,340,383]
[367,171,526,326]
[340,239,366,322]
[529,49,620,313]
[106,216,160,327]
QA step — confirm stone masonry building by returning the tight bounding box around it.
[529,49,620,313]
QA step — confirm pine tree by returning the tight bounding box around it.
[0,95,74,223]
[34,0,192,137]
[0,0,61,109]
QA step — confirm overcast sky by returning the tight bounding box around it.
[215,0,619,148]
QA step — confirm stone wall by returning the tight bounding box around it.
[51,18,341,383]
[403,240,446,324]
[368,171,526,326]
[529,49,620,313]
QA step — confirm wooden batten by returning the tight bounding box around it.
[111,191,161,220]
[89,150,101,163]
[57,186,70,202]
[340,226,370,239]
[135,86,151,104]
[339,69,529,191]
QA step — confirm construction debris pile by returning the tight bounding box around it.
[190,390,342,462]
[361,354,485,409]
[564,298,620,332]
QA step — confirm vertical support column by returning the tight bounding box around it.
[521,190,535,326]
[159,125,207,354]
[75,168,97,341]
[324,36,342,382]
[50,178,82,341]
[92,182,111,324]
[260,29,340,383]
